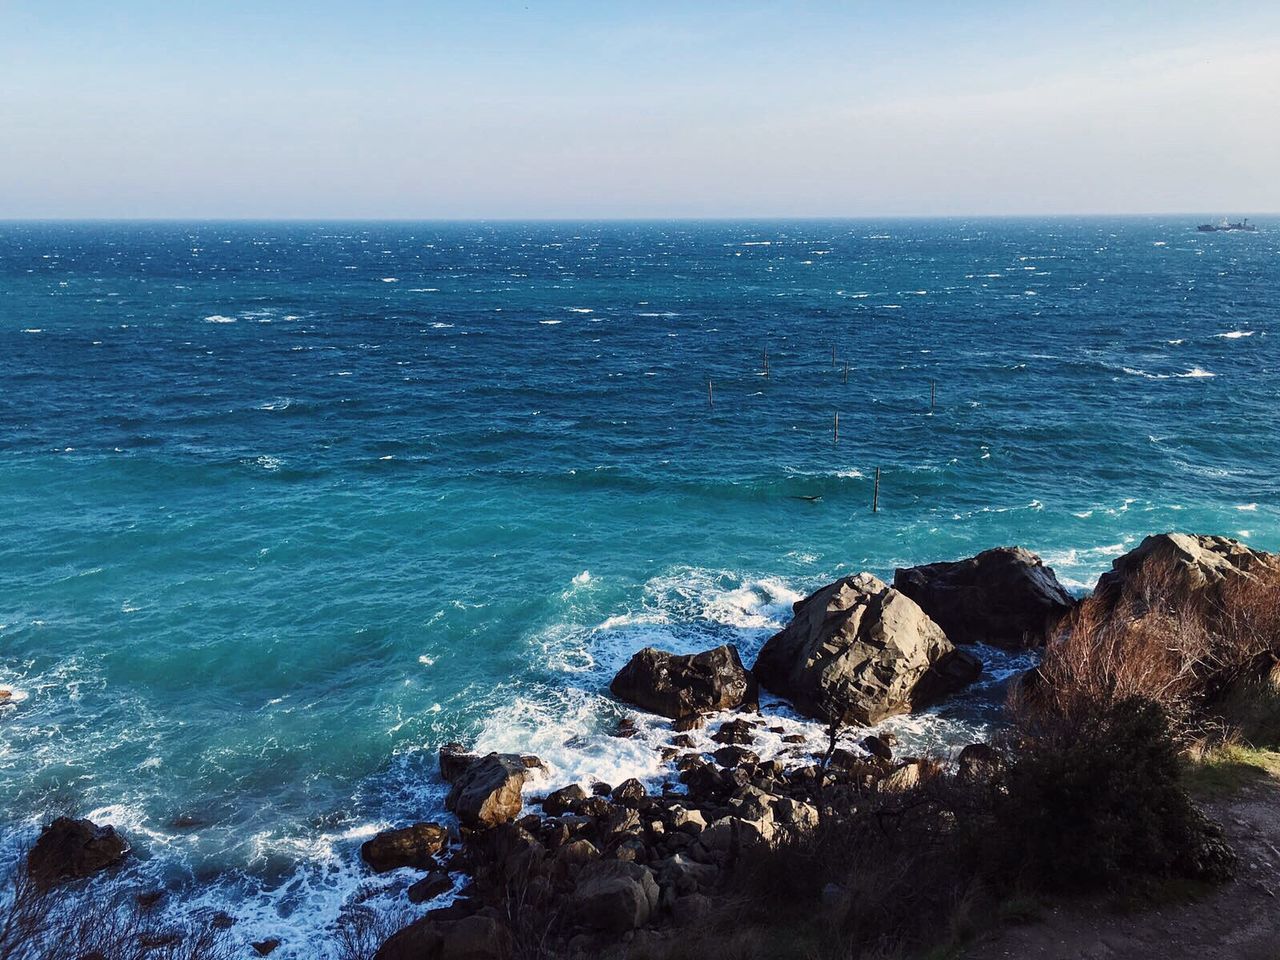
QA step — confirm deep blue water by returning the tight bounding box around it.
[1,219,1276,950]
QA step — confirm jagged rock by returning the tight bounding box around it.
[610,645,758,720]
[569,860,660,933]
[655,853,719,894]
[446,754,536,829]
[861,735,894,761]
[591,781,613,796]
[251,940,281,957]
[753,573,982,725]
[711,718,755,745]
[27,817,130,889]
[771,797,819,830]
[557,838,601,865]
[1094,533,1280,617]
[611,779,647,805]
[361,823,447,873]
[408,871,455,903]
[880,762,922,792]
[541,784,588,816]
[673,715,706,732]
[669,806,707,834]
[440,743,479,784]
[894,547,1076,648]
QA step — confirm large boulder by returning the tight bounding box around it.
[445,754,536,829]
[1094,534,1280,617]
[752,573,981,725]
[374,915,510,960]
[893,546,1076,648]
[361,822,448,873]
[569,860,660,933]
[610,645,757,720]
[27,817,130,889]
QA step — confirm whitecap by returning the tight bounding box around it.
[379,277,398,283]
[572,571,592,586]
[1236,503,1258,512]
[1215,330,1254,339]
[539,319,562,325]
[204,315,236,323]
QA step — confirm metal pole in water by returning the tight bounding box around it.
[872,467,881,512]
[833,411,839,443]
[708,378,714,409]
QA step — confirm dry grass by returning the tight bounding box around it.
[1021,565,1280,741]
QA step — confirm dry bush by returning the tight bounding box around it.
[0,859,233,960]
[1022,564,1280,740]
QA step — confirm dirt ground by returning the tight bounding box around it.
[963,776,1280,960]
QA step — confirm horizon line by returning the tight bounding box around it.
[0,212,1275,225]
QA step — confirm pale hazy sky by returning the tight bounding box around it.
[3,1,1279,218]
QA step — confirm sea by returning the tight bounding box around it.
[1,218,1276,952]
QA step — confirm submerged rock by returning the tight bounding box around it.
[753,573,980,725]
[610,644,758,720]
[361,822,448,873]
[446,754,538,829]
[27,816,130,889]
[894,546,1076,648]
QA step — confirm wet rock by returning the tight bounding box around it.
[408,871,455,904]
[753,573,981,725]
[27,817,130,889]
[610,645,758,720]
[446,754,535,829]
[894,547,1076,649]
[711,718,755,745]
[671,733,697,749]
[251,939,281,957]
[861,735,894,761]
[440,742,479,784]
[672,715,706,732]
[613,717,639,739]
[569,860,660,933]
[591,781,613,796]
[611,778,647,806]
[541,784,588,817]
[361,823,447,873]
[712,746,759,768]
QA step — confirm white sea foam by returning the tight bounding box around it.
[539,319,562,325]
[379,277,398,283]
[1215,330,1254,339]
[204,315,236,323]
[567,307,594,314]
[1236,503,1258,512]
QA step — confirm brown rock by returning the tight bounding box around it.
[610,645,757,720]
[27,817,130,890]
[361,823,447,873]
[446,754,534,829]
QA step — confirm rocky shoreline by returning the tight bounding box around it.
[22,533,1280,960]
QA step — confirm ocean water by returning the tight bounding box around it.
[1,218,1276,950]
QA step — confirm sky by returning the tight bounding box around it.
[2,1,1279,219]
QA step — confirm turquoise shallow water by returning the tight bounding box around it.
[0,219,1276,948]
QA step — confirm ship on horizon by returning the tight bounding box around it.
[1197,217,1258,232]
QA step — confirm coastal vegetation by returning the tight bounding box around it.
[5,534,1280,959]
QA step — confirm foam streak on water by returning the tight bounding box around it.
[1,218,1277,955]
